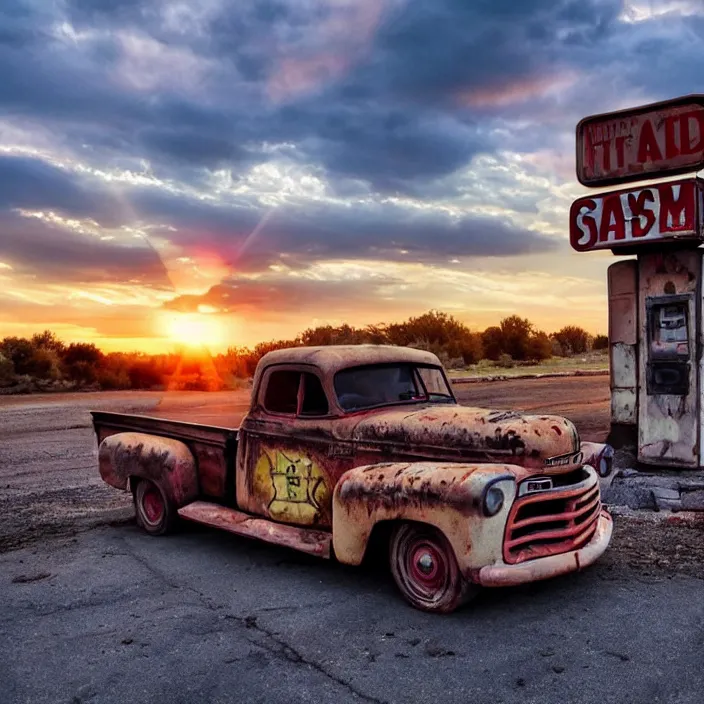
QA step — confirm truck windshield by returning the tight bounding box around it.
[334,364,455,412]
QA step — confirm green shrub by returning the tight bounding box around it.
[526,332,553,362]
[0,352,15,385]
[28,347,62,380]
[499,316,535,360]
[497,353,514,368]
[97,369,131,390]
[0,337,36,375]
[481,326,504,361]
[593,334,608,350]
[553,326,590,355]
[62,343,104,385]
[31,330,65,354]
[386,311,483,364]
[127,361,164,389]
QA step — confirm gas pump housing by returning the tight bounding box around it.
[609,250,701,467]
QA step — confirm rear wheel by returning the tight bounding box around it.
[133,479,176,536]
[389,522,477,613]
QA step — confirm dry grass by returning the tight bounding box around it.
[447,350,609,378]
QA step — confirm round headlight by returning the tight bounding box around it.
[483,486,505,517]
[598,445,614,478]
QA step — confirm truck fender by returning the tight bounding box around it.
[332,462,517,570]
[98,432,198,506]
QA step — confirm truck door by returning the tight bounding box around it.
[637,251,700,467]
[237,367,335,527]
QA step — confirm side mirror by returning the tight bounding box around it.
[580,441,615,478]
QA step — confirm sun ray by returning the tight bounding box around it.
[163,312,225,349]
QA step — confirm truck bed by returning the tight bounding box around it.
[91,410,238,446]
[91,411,239,501]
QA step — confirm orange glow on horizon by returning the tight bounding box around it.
[163,312,226,350]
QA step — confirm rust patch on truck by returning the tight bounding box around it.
[179,501,331,558]
[98,432,198,506]
[477,511,613,587]
[350,406,579,471]
[333,462,518,569]
[337,463,483,517]
[503,468,601,564]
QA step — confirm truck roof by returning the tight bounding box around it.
[257,345,442,374]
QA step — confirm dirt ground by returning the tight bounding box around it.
[604,514,704,580]
[454,375,611,442]
[1,376,703,575]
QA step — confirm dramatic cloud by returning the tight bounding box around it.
[163,273,401,317]
[0,0,626,190]
[0,209,173,287]
[0,152,557,281]
[1,0,703,348]
[0,156,120,219]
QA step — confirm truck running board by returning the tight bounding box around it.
[177,501,332,559]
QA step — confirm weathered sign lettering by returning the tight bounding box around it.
[577,96,704,186]
[569,178,704,252]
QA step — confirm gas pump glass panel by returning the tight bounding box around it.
[646,295,692,396]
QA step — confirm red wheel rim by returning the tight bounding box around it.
[404,536,450,600]
[142,486,164,525]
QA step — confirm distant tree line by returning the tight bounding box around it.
[0,312,609,393]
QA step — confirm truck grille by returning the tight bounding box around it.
[503,474,601,564]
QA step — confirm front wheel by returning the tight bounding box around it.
[133,479,177,536]
[389,523,478,613]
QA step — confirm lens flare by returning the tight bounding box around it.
[164,312,225,349]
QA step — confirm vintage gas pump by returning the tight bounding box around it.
[571,96,704,469]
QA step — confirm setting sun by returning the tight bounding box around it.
[164,312,226,349]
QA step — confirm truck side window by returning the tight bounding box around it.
[300,373,329,416]
[417,366,454,398]
[264,370,300,414]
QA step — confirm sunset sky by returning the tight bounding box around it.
[1,0,703,352]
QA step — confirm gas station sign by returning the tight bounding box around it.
[576,96,704,187]
[570,177,704,252]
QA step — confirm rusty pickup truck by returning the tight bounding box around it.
[93,345,613,613]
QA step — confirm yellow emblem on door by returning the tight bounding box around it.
[253,448,328,525]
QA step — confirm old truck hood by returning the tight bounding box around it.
[350,405,581,472]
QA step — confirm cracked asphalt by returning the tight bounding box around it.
[2,385,704,703]
[3,523,704,704]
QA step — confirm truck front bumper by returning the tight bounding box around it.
[476,510,613,588]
